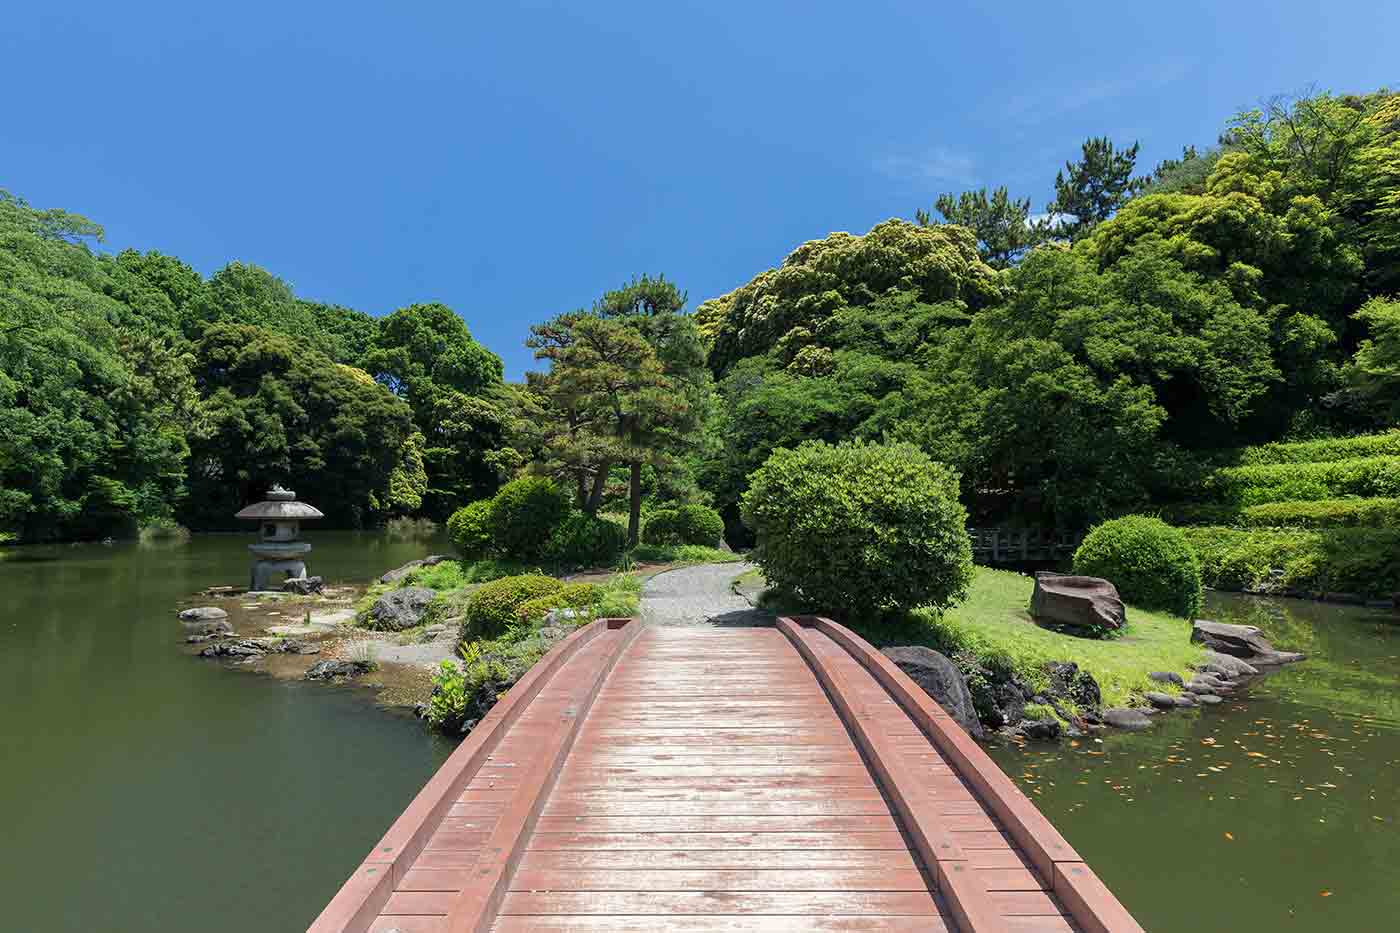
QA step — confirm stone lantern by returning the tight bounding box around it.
[235,485,324,591]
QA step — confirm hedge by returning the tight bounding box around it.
[1182,525,1400,598]
[487,477,571,560]
[1235,431,1400,466]
[1240,497,1400,528]
[446,500,493,558]
[1210,456,1400,506]
[642,504,725,547]
[545,512,627,568]
[461,573,564,640]
[514,582,601,626]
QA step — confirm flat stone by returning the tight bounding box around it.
[199,639,268,659]
[304,659,373,680]
[1018,718,1062,741]
[1196,693,1223,705]
[1144,692,1178,709]
[1191,620,1305,664]
[379,555,452,585]
[1102,708,1153,731]
[1175,694,1198,707]
[178,606,228,622]
[883,646,984,739]
[1186,681,1219,695]
[281,575,324,596]
[1149,671,1184,686]
[1200,651,1259,677]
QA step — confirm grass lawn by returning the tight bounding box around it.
[752,566,1206,709]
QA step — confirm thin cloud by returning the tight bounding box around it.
[874,147,978,187]
[1005,58,1193,124]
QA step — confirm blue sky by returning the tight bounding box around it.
[4,1,1396,378]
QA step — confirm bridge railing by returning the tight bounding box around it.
[968,526,1082,563]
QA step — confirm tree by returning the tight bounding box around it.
[1046,137,1148,240]
[919,186,1043,268]
[1346,296,1400,420]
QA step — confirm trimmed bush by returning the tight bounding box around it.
[462,573,564,640]
[514,582,601,626]
[740,440,974,615]
[1240,497,1400,528]
[1072,516,1202,619]
[1236,430,1400,466]
[1183,525,1400,598]
[1211,456,1400,506]
[488,477,570,560]
[447,500,493,558]
[546,512,627,567]
[642,504,725,547]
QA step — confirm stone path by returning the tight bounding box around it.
[639,561,770,627]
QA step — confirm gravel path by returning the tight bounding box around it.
[640,561,771,627]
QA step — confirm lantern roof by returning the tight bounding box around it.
[234,485,325,520]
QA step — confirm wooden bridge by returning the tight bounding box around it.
[310,617,1141,932]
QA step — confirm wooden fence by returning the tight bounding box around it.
[969,527,1082,563]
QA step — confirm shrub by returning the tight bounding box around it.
[514,582,601,626]
[446,500,493,558]
[1240,497,1400,528]
[462,573,564,640]
[1183,525,1400,598]
[401,559,467,591]
[1211,456,1400,506]
[546,512,627,567]
[642,504,726,547]
[740,440,974,615]
[488,477,570,560]
[1072,515,1202,619]
[1236,430,1400,466]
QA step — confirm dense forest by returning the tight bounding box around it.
[2,88,1397,544]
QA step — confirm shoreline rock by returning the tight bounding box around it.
[1191,620,1306,665]
[882,646,984,739]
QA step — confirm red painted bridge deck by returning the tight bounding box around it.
[310,618,1143,932]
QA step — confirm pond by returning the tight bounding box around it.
[0,532,456,932]
[988,591,1400,931]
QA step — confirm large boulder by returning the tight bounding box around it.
[1197,651,1259,678]
[1030,573,1125,635]
[305,659,373,680]
[882,646,984,739]
[1191,620,1305,665]
[1102,707,1154,731]
[379,556,452,585]
[367,587,436,631]
[1046,661,1102,709]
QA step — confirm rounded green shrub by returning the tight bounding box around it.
[462,573,564,640]
[1072,515,1203,618]
[740,440,974,615]
[488,477,570,560]
[446,500,493,558]
[546,512,627,567]
[642,504,725,547]
[514,582,601,626]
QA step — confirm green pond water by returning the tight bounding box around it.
[0,532,455,932]
[989,591,1400,931]
[2,538,1397,932]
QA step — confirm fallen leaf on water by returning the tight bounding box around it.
[1320,890,1332,897]
[1224,832,1234,840]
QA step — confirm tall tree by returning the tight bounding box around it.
[918,186,1043,268]
[1046,137,1147,240]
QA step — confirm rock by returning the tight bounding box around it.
[1197,693,1223,705]
[423,624,447,637]
[1046,661,1102,710]
[882,646,985,739]
[1102,708,1153,731]
[281,576,324,596]
[1019,718,1062,741]
[1191,620,1305,665]
[367,587,436,632]
[181,617,233,637]
[279,639,321,655]
[1175,694,1198,707]
[1201,651,1259,677]
[1185,680,1219,695]
[379,555,452,585]
[1149,671,1184,686]
[199,639,269,659]
[179,606,228,622]
[1144,691,1178,709]
[304,659,373,680]
[543,607,584,626]
[1192,672,1229,688]
[1030,573,1125,634]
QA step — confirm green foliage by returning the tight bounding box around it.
[1212,456,1400,505]
[1240,497,1400,528]
[641,504,725,547]
[921,186,1044,268]
[1073,515,1203,618]
[1184,525,1400,598]
[545,512,627,567]
[627,543,741,564]
[426,659,469,732]
[462,573,564,640]
[741,440,974,615]
[401,559,468,592]
[447,500,494,558]
[1235,430,1400,465]
[514,582,601,625]
[1046,137,1147,240]
[1347,296,1400,419]
[488,477,571,560]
